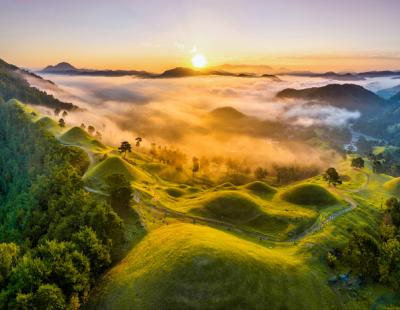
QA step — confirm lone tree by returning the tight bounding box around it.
[351,157,365,169]
[135,137,142,147]
[106,174,133,209]
[192,157,200,177]
[118,141,132,158]
[58,118,65,128]
[254,167,268,180]
[80,123,86,130]
[62,111,68,118]
[324,167,342,186]
[88,125,95,135]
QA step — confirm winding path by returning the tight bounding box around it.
[65,138,370,243]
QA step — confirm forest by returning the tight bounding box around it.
[0,101,123,309]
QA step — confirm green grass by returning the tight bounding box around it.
[35,116,62,133]
[84,156,152,187]
[281,184,338,207]
[383,177,400,196]
[190,190,262,223]
[60,126,106,151]
[89,223,340,310]
[242,181,277,199]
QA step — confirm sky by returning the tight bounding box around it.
[1,0,400,72]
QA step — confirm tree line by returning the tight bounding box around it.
[0,101,123,309]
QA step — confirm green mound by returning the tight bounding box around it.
[89,223,338,309]
[36,116,59,131]
[84,156,150,186]
[191,191,261,223]
[60,127,105,151]
[243,181,276,197]
[281,184,338,206]
[384,178,400,196]
[165,187,185,198]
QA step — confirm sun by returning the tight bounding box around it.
[192,53,208,68]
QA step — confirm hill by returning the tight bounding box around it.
[42,62,77,72]
[383,178,400,196]
[60,127,106,151]
[89,223,338,310]
[84,156,151,187]
[243,181,277,198]
[0,58,76,110]
[276,84,386,114]
[285,71,365,81]
[281,184,338,207]
[41,62,153,77]
[377,84,400,99]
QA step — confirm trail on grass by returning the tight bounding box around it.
[71,139,370,243]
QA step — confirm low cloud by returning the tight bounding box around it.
[27,73,367,167]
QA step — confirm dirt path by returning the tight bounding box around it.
[71,139,370,243]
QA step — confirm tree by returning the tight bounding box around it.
[379,238,400,288]
[62,111,68,118]
[135,137,142,147]
[106,174,133,209]
[32,284,67,310]
[80,123,86,130]
[72,226,111,275]
[54,107,61,116]
[351,157,365,169]
[118,141,132,158]
[385,197,400,227]
[87,125,95,135]
[344,232,380,281]
[0,243,19,287]
[58,118,65,128]
[323,167,342,186]
[254,167,268,180]
[192,157,200,177]
[95,131,102,141]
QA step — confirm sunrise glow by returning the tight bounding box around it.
[192,53,208,68]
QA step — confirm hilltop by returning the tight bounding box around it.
[276,83,387,114]
[0,58,76,110]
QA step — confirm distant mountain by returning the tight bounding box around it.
[261,74,281,81]
[283,71,365,81]
[156,67,204,78]
[0,58,76,110]
[211,64,274,74]
[276,84,387,113]
[358,70,400,78]
[41,62,155,77]
[43,62,77,72]
[209,106,247,120]
[377,84,400,99]
[40,63,282,80]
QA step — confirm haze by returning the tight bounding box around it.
[1,0,400,71]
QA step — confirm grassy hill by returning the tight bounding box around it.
[242,181,277,198]
[281,184,339,207]
[383,177,400,196]
[60,126,106,151]
[89,223,339,310]
[84,156,152,187]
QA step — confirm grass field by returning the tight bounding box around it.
[23,105,399,309]
[88,223,341,310]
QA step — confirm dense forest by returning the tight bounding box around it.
[0,58,76,111]
[0,100,123,309]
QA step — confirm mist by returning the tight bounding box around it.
[26,73,389,169]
